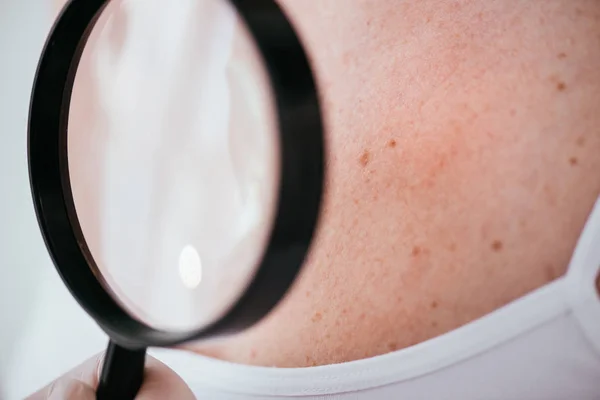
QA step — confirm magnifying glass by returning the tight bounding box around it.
[28,0,324,398]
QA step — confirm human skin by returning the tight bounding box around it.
[55,0,600,368]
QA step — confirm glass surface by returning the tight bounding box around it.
[68,0,279,332]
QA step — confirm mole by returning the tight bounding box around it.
[312,312,323,322]
[569,157,578,166]
[557,52,567,60]
[430,300,439,309]
[387,139,397,148]
[359,150,371,167]
[491,240,503,252]
[556,81,567,92]
[412,246,422,257]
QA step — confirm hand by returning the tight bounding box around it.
[26,353,195,400]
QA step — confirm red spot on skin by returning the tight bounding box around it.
[510,108,517,117]
[557,52,567,60]
[387,342,398,351]
[359,313,366,320]
[430,301,439,309]
[449,243,457,252]
[557,81,567,91]
[359,150,370,167]
[312,312,323,322]
[342,308,348,314]
[412,246,421,257]
[388,139,397,148]
[569,157,578,166]
[250,349,257,359]
[492,240,503,252]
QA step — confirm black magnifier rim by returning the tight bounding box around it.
[28,0,324,349]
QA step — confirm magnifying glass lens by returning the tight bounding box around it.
[67,0,279,332]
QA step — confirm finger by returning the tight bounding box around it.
[48,380,95,400]
[26,353,103,400]
[134,357,196,400]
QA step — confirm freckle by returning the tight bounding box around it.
[387,342,398,351]
[491,240,503,252]
[312,312,323,322]
[569,156,578,166]
[388,139,397,148]
[430,300,439,309]
[556,81,566,91]
[412,246,421,257]
[449,243,457,252]
[359,150,370,167]
[576,136,586,147]
[557,52,567,60]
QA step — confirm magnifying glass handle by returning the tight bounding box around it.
[96,341,146,400]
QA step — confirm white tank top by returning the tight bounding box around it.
[85,2,600,398]
[151,197,600,399]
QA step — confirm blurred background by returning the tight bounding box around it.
[0,2,107,398]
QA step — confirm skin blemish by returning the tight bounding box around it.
[250,349,257,359]
[411,246,422,257]
[569,157,578,166]
[359,313,366,320]
[576,136,586,147]
[557,52,567,60]
[449,243,457,252]
[305,290,311,298]
[387,342,398,351]
[342,308,348,314]
[359,150,370,167]
[431,320,439,328]
[556,81,567,91]
[387,139,397,148]
[491,240,503,252]
[312,312,323,322]
[430,300,439,309]
[509,108,516,117]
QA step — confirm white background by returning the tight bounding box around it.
[0,2,107,399]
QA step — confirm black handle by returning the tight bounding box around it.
[96,341,146,400]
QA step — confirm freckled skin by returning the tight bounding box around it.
[190,0,600,367]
